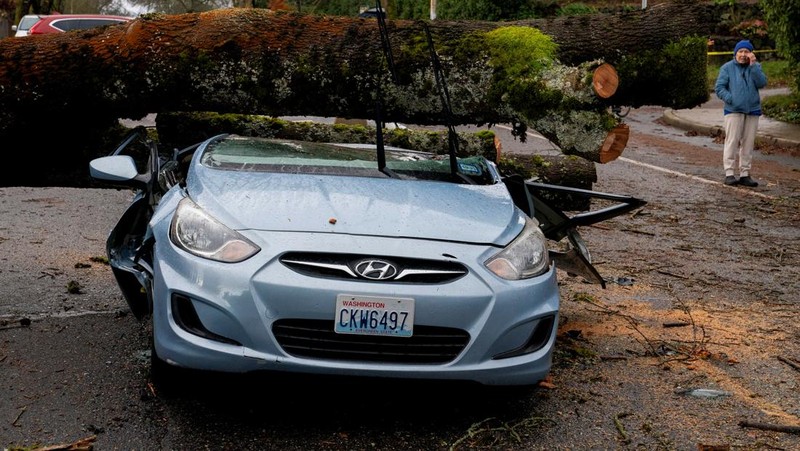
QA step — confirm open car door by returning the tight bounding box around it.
[89,127,160,319]
[503,175,647,288]
[89,127,206,318]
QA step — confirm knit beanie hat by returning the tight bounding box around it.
[733,40,754,55]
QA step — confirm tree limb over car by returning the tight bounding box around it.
[0,2,711,163]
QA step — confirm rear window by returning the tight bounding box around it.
[200,136,495,184]
[17,15,40,31]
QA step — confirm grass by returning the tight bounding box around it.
[707,59,800,124]
[763,93,800,124]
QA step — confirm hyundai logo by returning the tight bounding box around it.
[354,259,398,280]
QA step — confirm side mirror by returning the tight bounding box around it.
[90,155,139,183]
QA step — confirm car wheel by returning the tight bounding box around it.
[149,338,184,398]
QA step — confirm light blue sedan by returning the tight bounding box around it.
[90,129,643,390]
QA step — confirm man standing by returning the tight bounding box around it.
[714,39,768,187]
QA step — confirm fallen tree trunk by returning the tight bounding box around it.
[157,111,593,206]
[498,153,597,211]
[0,3,709,159]
[155,111,501,162]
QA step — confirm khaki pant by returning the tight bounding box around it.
[723,113,759,177]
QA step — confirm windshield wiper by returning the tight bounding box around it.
[372,7,473,184]
[421,23,474,184]
[374,1,398,179]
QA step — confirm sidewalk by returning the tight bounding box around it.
[661,87,800,148]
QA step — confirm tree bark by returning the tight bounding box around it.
[155,110,591,189]
[155,111,501,161]
[0,2,710,159]
[154,110,592,209]
[498,153,597,211]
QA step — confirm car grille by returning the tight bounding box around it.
[279,252,467,284]
[272,319,470,364]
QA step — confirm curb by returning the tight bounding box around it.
[662,109,722,137]
[662,109,800,149]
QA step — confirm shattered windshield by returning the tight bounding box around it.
[200,136,496,184]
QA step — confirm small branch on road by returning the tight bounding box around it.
[778,355,800,373]
[656,269,689,279]
[11,406,25,427]
[663,321,690,328]
[0,317,32,331]
[622,228,655,236]
[600,355,628,361]
[449,416,556,450]
[614,412,632,443]
[776,247,784,265]
[739,421,800,435]
[32,435,97,451]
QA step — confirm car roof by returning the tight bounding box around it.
[37,14,133,21]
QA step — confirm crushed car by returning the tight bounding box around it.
[91,10,644,390]
[90,126,644,390]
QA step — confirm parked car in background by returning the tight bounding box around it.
[11,14,44,37]
[26,14,132,35]
[358,7,386,18]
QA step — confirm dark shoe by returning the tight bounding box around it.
[738,176,758,187]
[724,176,738,185]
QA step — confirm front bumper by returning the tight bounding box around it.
[151,230,559,386]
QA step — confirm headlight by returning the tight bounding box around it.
[169,197,260,263]
[485,216,550,280]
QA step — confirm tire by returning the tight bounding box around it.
[149,338,184,398]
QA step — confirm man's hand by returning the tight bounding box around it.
[749,52,758,65]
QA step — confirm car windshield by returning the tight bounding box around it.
[200,136,495,184]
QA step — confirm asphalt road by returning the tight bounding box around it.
[2,108,799,450]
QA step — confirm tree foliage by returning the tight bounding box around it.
[436,0,542,21]
[760,0,800,92]
[122,0,229,14]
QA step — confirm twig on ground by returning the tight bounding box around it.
[622,228,655,236]
[600,355,628,361]
[614,412,632,443]
[31,435,96,451]
[656,269,689,279]
[663,321,690,328]
[12,406,25,427]
[739,420,800,435]
[448,416,555,450]
[777,355,800,373]
[582,301,660,357]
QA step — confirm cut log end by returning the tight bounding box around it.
[593,63,619,99]
[599,123,629,164]
[494,134,503,160]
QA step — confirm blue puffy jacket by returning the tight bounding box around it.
[715,59,768,115]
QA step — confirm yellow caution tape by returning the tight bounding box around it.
[707,50,776,56]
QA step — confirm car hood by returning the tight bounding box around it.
[186,168,523,246]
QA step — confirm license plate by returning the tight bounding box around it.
[335,294,414,337]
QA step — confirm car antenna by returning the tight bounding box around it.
[421,22,473,184]
[374,0,398,178]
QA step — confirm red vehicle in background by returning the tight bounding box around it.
[27,14,132,35]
